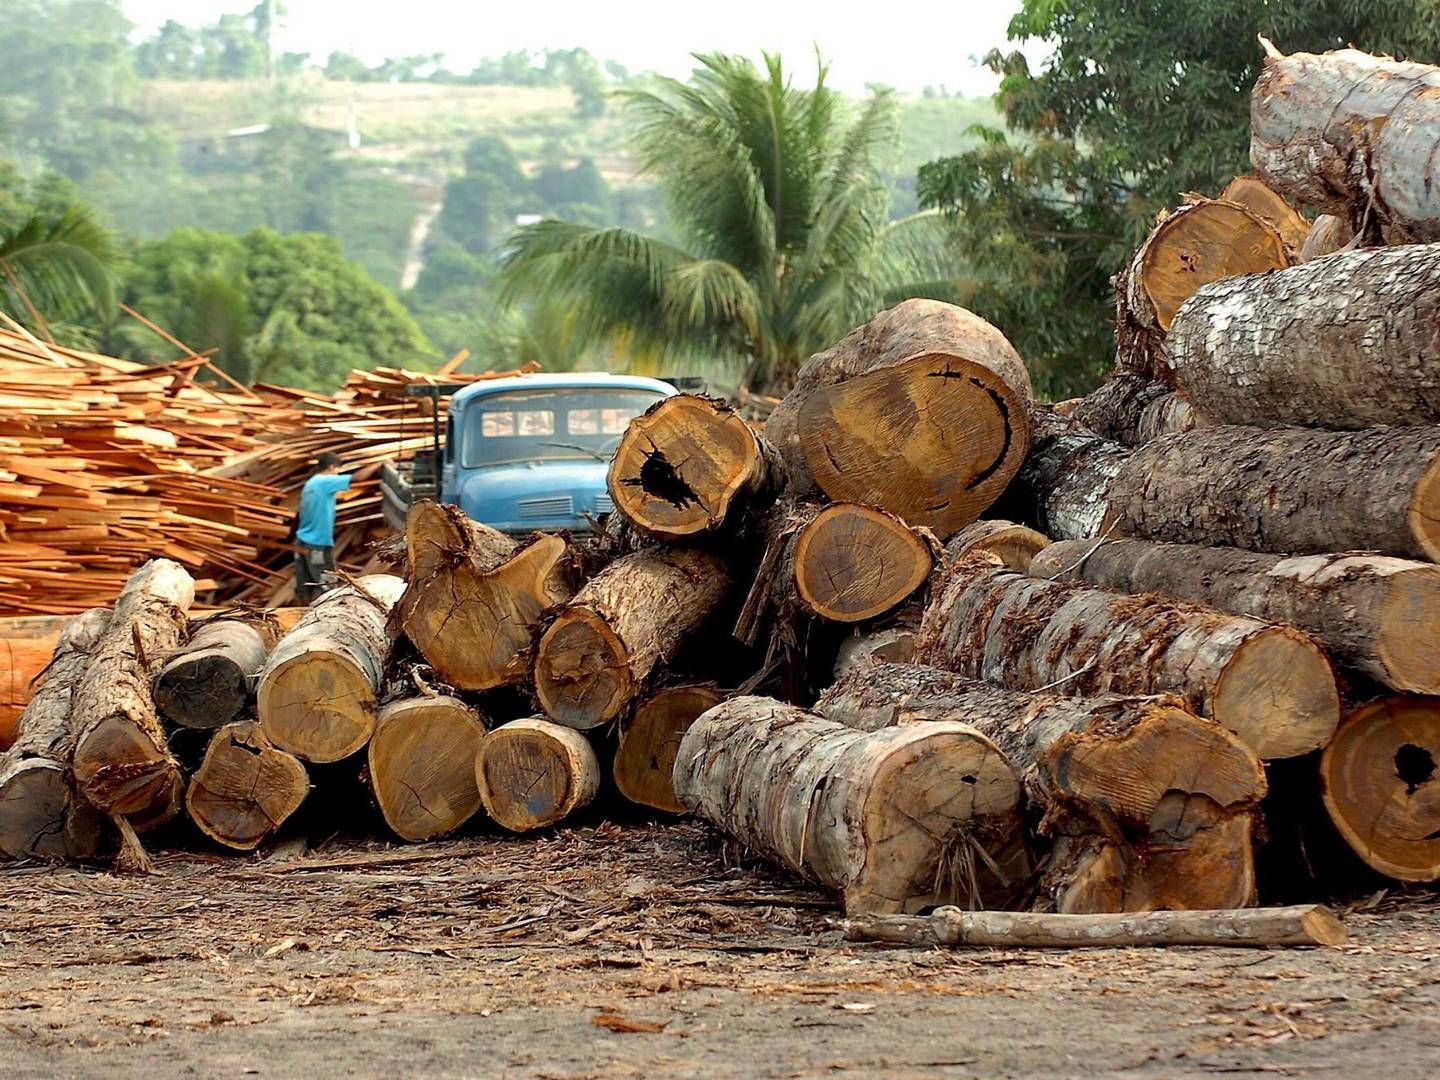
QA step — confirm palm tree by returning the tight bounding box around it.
[0,203,118,344]
[498,52,968,394]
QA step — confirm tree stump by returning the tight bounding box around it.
[476,718,600,832]
[368,694,487,841]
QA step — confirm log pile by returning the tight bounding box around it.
[0,44,1434,935]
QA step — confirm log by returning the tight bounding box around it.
[793,503,934,622]
[71,559,195,823]
[1300,214,1354,261]
[607,394,785,538]
[1000,414,1132,541]
[1067,374,1195,446]
[1114,199,1289,379]
[398,500,574,691]
[1251,42,1440,243]
[815,663,1265,912]
[1107,425,1440,562]
[673,695,1026,914]
[916,552,1340,760]
[945,519,1050,572]
[841,904,1346,949]
[154,613,275,730]
[475,717,600,832]
[766,298,1033,538]
[833,625,919,681]
[1321,695,1440,882]
[256,574,406,763]
[184,721,309,851]
[1031,539,1440,695]
[1219,176,1311,254]
[613,683,724,813]
[367,694,487,841]
[0,609,112,860]
[1164,246,1440,429]
[534,546,731,730]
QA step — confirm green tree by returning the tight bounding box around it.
[918,0,1440,396]
[499,52,968,393]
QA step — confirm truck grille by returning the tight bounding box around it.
[517,495,574,519]
[593,494,613,515]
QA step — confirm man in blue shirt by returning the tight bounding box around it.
[293,453,371,602]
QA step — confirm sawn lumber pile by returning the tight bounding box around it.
[1,42,1436,928]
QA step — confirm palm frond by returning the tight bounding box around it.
[0,205,119,325]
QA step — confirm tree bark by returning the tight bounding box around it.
[608,394,785,538]
[71,559,195,824]
[368,694,486,841]
[1300,214,1354,261]
[257,574,406,763]
[613,683,724,813]
[534,546,731,730]
[1108,425,1440,562]
[842,904,1345,948]
[0,609,112,860]
[766,298,1033,539]
[475,717,600,832]
[916,553,1340,760]
[398,500,575,691]
[154,613,276,730]
[1000,412,1132,541]
[792,503,934,622]
[1114,199,1289,379]
[673,695,1026,914]
[1165,246,1440,429]
[184,721,309,851]
[1031,539,1440,695]
[944,519,1051,571]
[1067,374,1195,446]
[815,662,1265,913]
[1321,695,1440,882]
[1251,43,1440,243]
[832,624,920,682]
[1220,175,1312,255]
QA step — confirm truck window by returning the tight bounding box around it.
[462,387,666,468]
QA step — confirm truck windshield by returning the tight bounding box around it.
[460,387,666,468]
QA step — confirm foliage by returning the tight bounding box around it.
[919,0,1440,397]
[499,52,971,393]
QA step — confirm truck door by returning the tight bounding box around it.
[441,413,458,504]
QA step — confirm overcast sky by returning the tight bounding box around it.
[119,0,1032,96]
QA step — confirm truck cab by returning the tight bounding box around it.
[439,373,677,533]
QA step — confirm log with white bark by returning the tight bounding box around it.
[0,609,112,860]
[815,663,1265,913]
[256,574,406,763]
[368,694,487,841]
[916,552,1339,760]
[613,683,724,813]
[475,717,600,832]
[944,519,1050,572]
[71,560,195,825]
[1067,374,1195,446]
[673,696,1027,914]
[398,500,574,691]
[154,612,276,730]
[1031,539,1440,695]
[1251,41,1440,243]
[1164,245,1440,428]
[1321,695,1440,883]
[1001,412,1132,541]
[1114,199,1289,379]
[766,298,1033,538]
[608,394,785,538]
[842,904,1346,948]
[184,721,309,851]
[534,546,731,730]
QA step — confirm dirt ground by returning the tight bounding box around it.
[3,821,1440,1079]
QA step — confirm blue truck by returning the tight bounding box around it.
[381,372,678,534]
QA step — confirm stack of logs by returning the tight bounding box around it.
[1,40,1438,921]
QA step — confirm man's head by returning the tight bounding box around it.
[317,452,344,474]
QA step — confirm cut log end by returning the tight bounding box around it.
[534,606,634,730]
[793,503,933,622]
[368,696,486,842]
[1378,569,1440,694]
[154,652,251,731]
[69,716,183,819]
[1212,627,1339,760]
[797,351,1031,538]
[614,684,724,813]
[0,761,109,861]
[1322,696,1440,882]
[476,718,601,832]
[608,396,777,537]
[186,722,309,851]
[1408,456,1440,563]
[257,655,377,763]
[1219,176,1310,253]
[945,519,1050,571]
